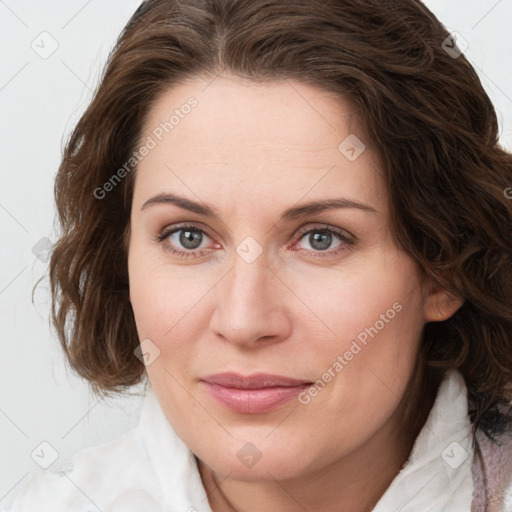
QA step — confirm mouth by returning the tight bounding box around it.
[200,372,313,414]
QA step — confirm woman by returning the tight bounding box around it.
[6,0,512,510]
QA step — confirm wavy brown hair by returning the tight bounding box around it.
[48,0,512,439]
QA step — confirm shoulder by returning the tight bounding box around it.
[4,428,165,512]
[500,434,512,511]
[472,429,512,512]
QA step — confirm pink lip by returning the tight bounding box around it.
[200,373,312,414]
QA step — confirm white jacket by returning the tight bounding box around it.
[3,371,512,511]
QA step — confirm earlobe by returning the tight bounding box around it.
[423,284,464,322]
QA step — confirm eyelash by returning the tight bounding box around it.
[154,222,355,259]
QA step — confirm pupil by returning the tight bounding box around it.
[180,229,202,249]
[310,232,331,251]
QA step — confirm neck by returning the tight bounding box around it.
[198,405,421,512]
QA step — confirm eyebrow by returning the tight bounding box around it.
[141,192,378,220]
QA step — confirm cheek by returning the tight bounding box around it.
[128,266,208,408]
[289,254,423,353]
[298,255,425,417]
[128,251,216,368]
[130,275,201,345]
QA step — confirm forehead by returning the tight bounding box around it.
[133,75,385,215]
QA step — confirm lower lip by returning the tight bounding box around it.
[201,382,311,414]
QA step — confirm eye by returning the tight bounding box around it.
[155,222,355,259]
[293,225,355,256]
[155,223,217,258]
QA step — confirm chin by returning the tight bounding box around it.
[197,437,316,482]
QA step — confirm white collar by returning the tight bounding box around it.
[372,369,474,511]
[138,369,473,511]
[138,389,212,511]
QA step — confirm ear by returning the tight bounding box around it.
[423,282,464,322]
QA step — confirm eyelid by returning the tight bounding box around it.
[158,221,216,242]
[158,222,355,243]
[293,223,356,242]
[156,221,356,258]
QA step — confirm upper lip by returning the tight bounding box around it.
[201,372,312,389]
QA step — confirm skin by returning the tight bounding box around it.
[127,74,463,512]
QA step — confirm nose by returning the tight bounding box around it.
[208,251,292,349]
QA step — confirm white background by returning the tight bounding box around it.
[1,0,511,508]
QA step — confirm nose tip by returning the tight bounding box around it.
[220,314,278,346]
[208,259,292,348]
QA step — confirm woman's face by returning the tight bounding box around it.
[128,75,459,481]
